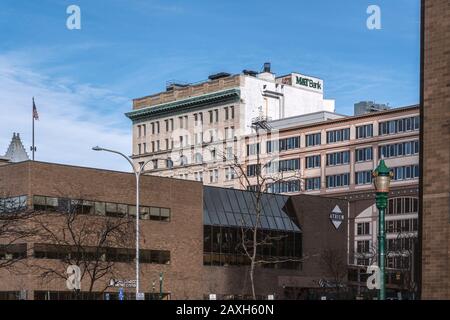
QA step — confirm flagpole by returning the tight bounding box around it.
[32,97,35,161]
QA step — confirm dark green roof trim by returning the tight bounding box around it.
[125,88,241,122]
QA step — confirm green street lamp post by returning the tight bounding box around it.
[372,159,393,300]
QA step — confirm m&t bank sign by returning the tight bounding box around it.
[292,73,323,93]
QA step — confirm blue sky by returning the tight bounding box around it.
[0,0,421,171]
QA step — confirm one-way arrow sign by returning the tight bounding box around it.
[330,205,344,229]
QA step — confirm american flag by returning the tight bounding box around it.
[32,98,39,120]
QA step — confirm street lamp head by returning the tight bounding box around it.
[92,146,103,151]
[373,159,393,193]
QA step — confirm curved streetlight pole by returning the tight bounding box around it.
[92,146,154,300]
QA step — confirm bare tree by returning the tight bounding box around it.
[29,197,135,297]
[213,116,305,300]
[320,248,348,298]
[0,195,40,271]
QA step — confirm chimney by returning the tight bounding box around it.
[263,62,271,73]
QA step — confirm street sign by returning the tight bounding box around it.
[330,205,344,229]
[118,288,124,301]
[136,292,145,300]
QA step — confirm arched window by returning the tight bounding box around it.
[180,155,188,166]
[194,153,203,164]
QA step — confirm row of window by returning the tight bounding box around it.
[387,197,419,215]
[327,128,350,143]
[386,218,418,233]
[379,140,419,159]
[391,165,419,181]
[0,195,27,213]
[203,226,302,270]
[266,159,300,174]
[33,196,171,221]
[137,106,236,138]
[326,173,350,189]
[356,124,373,139]
[326,151,350,166]
[267,180,301,193]
[33,243,170,264]
[356,218,418,236]
[379,116,420,135]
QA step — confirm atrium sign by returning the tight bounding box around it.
[291,73,323,94]
[330,205,344,230]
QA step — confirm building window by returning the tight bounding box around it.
[355,171,372,185]
[138,144,142,155]
[391,165,419,181]
[180,155,188,166]
[166,159,173,169]
[305,177,321,191]
[387,197,419,215]
[226,147,233,160]
[378,116,420,136]
[210,149,217,161]
[209,169,219,183]
[306,133,321,147]
[247,143,260,156]
[225,167,236,181]
[151,123,155,135]
[209,110,213,123]
[194,153,203,164]
[267,180,300,193]
[356,240,370,254]
[230,106,234,119]
[179,117,183,129]
[165,119,169,132]
[137,125,141,137]
[326,173,350,188]
[194,171,203,182]
[305,155,321,169]
[355,147,373,162]
[266,159,299,174]
[379,140,419,159]
[225,127,234,140]
[0,195,27,213]
[357,222,370,235]
[267,137,300,153]
[247,164,261,177]
[326,151,350,166]
[170,119,174,131]
[224,107,229,120]
[326,128,350,143]
[214,109,219,122]
[356,124,373,139]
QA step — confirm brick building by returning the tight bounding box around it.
[0,161,348,300]
[421,0,450,299]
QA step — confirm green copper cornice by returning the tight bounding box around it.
[125,88,240,122]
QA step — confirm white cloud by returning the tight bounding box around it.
[0,53,133,172]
